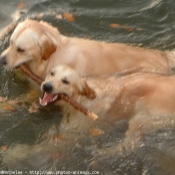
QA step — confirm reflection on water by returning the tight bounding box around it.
[0,0,175,174]
[2,125,62,170]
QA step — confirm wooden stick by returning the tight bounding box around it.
[58,94,98,121]
[19,64,98,121]
[20,64,43,84]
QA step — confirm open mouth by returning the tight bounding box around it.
[39,92,59,106]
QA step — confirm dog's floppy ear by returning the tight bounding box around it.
[41,32,57,60]
[80,80,96,99]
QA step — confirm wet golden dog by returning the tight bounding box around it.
[1,19,175,79]
[40,65,175,118]
[3,66,175,167]
[39,65,175,155]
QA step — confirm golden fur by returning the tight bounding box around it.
[3,66,175,166]
[40,65,175,155]
[1,19,175,79]
[41,65,175,118]
[2,18,175,168]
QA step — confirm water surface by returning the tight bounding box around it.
[0,0,175,174]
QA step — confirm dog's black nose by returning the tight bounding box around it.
[42,83,53,93]
[0,56,7,65]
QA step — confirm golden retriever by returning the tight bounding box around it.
[40,65,175,117]
[1,19,175,79]
[3,66,175,168]
[40,65,175,154]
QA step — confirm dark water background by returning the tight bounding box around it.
[0,0,175,175]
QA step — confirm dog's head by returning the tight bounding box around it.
[40,65,96,106]
[0,19,57,68]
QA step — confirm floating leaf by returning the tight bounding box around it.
[136,28,143,31]
[89,127,105,136]
[63,12,75,22]
[17,3,24,9]
[55,14,63,20]
[122,25,134,31]
[7,100,18,105]
[29,102,39,113]
[109,23,121,28]
[0,97,7,103]
[1,145,7,151]
[2,105,15,111]
[54,134,64,141]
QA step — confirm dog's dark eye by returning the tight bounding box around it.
[17,47,25,52]
[51,72,55,76]
[62,79,69,84]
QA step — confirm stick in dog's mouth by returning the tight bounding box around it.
[20,64,98,121]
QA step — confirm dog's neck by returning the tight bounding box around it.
[69,75,120,115]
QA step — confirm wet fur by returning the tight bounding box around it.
[3,66,175,168]
[1,19,175,79]
[42,65,175,118]
[41,65,175,155]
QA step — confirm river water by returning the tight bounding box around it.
[0,0,175,175]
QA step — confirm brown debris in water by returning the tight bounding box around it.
[2,105,15,111]
[63,12,75,22]
[89,127,105,136]
[1,145,8,151]
[17,3,24,9]
[29,102,39,113]
[0,97,7,103]
[109,23,121,28]
[7,100,19,105]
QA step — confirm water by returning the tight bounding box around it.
[0,0,175,174]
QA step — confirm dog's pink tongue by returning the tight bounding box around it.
[40,92,56,106]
